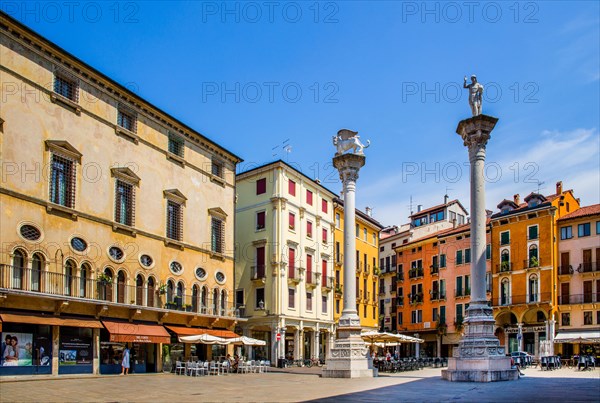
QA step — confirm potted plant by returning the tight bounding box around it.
[436,321,447,335]
[529,256,539,267]
[97,273,112,285]
[373,266,381,276]
[501,261,510,272]
[182,304,193,312]
[454,317,464,331]
[335,285,343,295]
[157,283,167,295]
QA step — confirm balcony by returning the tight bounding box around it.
[364,263,370,274]
[408,293,423,305]
[335,254,344,266]
[305,271,317,288]
[558,265,574,275]
[523,257,541,270]
[397,272,404,282]
[408,267,424,279]
[251,265,266,283]
[0,264,238,317]
[430,291,446,301]
[288,267,300,283]
[379,286,386,295]
[356,261,363,273]
[578,262,599,274]
[430,265,439,275]
[559,293,600,305]
[493,292,552,307]
[497,262,512,273]
[321,276,334,290]
[396,296,404,307]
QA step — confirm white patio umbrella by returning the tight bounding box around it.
[226,336,267,346]
[179,334,229,345]
[361,331,424,344]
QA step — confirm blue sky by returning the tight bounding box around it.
[5,1,599,225]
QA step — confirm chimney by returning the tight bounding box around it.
[444,194,449,204]
[417,204,422,212]
[513,194,520,205]
[365,207,372,217]
[556,181,563,194]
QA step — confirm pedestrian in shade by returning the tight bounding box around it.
[120,345,130,375]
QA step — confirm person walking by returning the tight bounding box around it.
[120,345,130,375]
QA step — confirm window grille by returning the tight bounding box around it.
[115,179,135,226]
[54,74,79,102]
[211,160,223,178]
[20,224,41,241]
[166,200,183,241]
[211,217,224,253]
[118,108,137,133]
[168,134,185,157]
[49,153,76,208]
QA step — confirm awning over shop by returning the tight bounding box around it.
[554,330,600,343]
[166,326,238,339]
[0,313,103,328]
[102,320,171,344]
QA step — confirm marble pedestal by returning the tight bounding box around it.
[321,320,375,378]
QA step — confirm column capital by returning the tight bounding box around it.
[456,114,498,149]
[333,153,365,184]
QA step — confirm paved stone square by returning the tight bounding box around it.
[1,367,598,402]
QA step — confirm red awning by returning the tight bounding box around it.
[166,326,238,339]
[102,320,170,344]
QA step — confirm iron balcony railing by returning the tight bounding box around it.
[497,262,513,273]
[251,265,266,280]
[559,293,600,305]
[408,267,424,279]
[493,292,552,307]
[558,265,573,275]
[306,270,316,285]
[322,276,334,289]
[430,264,439,275]
[0,264,238,317]
[578,262,599,273]
[523,258,541,269]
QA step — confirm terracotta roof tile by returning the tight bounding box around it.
[557,204,600,221]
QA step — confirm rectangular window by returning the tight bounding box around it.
[211,160,223,178]
[440,254,446,268]
[288,179,296,196]
[256,211,266,230]
[322,199,328,213]
[256,178,266,195]
[398,312,403,325]
[560,226,573,240]
[500,231,510,245]
[335,213,341,229]
[322,228,328,244]
[596,221,600,235]
[335,299,340,314]
[322,259,328,280]
[372,233,376,244]
[235,289,244,307]
[306,292,313,311]
[306,220,313,238]
[456,304,463,321]
[306,190,313,205]
[289,212,296,231]
[440,306,446,323]
[411,310,422,324]
[168,134,185,157]
[528,225,539,240]
[166,200,183,241]
[117,108,137,133]
[486,244,491,260]
[433,307,438,322]
[322,296,327,313]
[49,153,76,208]
[363,228,368,241]
[211,217,224,253]
[456,277,463,296]
[465,248,471,264]
[465,275,470,295]
[255,288,265,309]
[583,311,593,325]
[115,180,134,226]
[578,223,591,237]
[561,312,570,326]
[456,250,463,265]
[306,254,313,284]
[356,224,360,238]
[288,288,295,309]
[288,248,296,278]
[54,74,78,102]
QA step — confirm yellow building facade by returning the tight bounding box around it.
[0,14,241,377]
[333,199,383,331]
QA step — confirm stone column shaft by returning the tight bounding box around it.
[468,143,487,303]
[342,177,358,318]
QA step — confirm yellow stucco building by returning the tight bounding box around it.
[333,199,383,331]
[0,13,241,377]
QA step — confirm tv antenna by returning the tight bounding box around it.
[536,181,545,194]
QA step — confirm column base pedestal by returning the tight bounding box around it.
[321,325,375,379]
[442,357,519,382]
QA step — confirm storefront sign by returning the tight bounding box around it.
[1,332,33,367]
[504,325,546,334]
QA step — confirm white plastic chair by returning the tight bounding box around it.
[264,360,270,373]
[175,360,185,375]
[209,360,220,376]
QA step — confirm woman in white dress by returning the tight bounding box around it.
[3,336,19,366]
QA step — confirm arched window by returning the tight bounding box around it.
[147,277,155,307]
[80,263,90,298]
[201,286,208,314]
[176,281,184,309]
[116,270,126,303]
[500,250,510,272]
[65,259,75,296]
[12,249,26,290]
[167,280,174,303]
[528,245,538,267]
[212,288,219,315]
[501,278,510,306]
[528,274,539,303]
[192,285,199,313]
[101,267,113,302]
[136,274,144,306]
[32,252,44,292]
[220,290,227,316]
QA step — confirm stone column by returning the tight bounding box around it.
[518,323,524,352]
[322,129,373,378]
[549,320,555,355]
[534,331,539,357]
[52,325,59,375]
[437,335,442,358]
[92,328,100,374]
[442,115,517,382]
[415,334,420,358]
